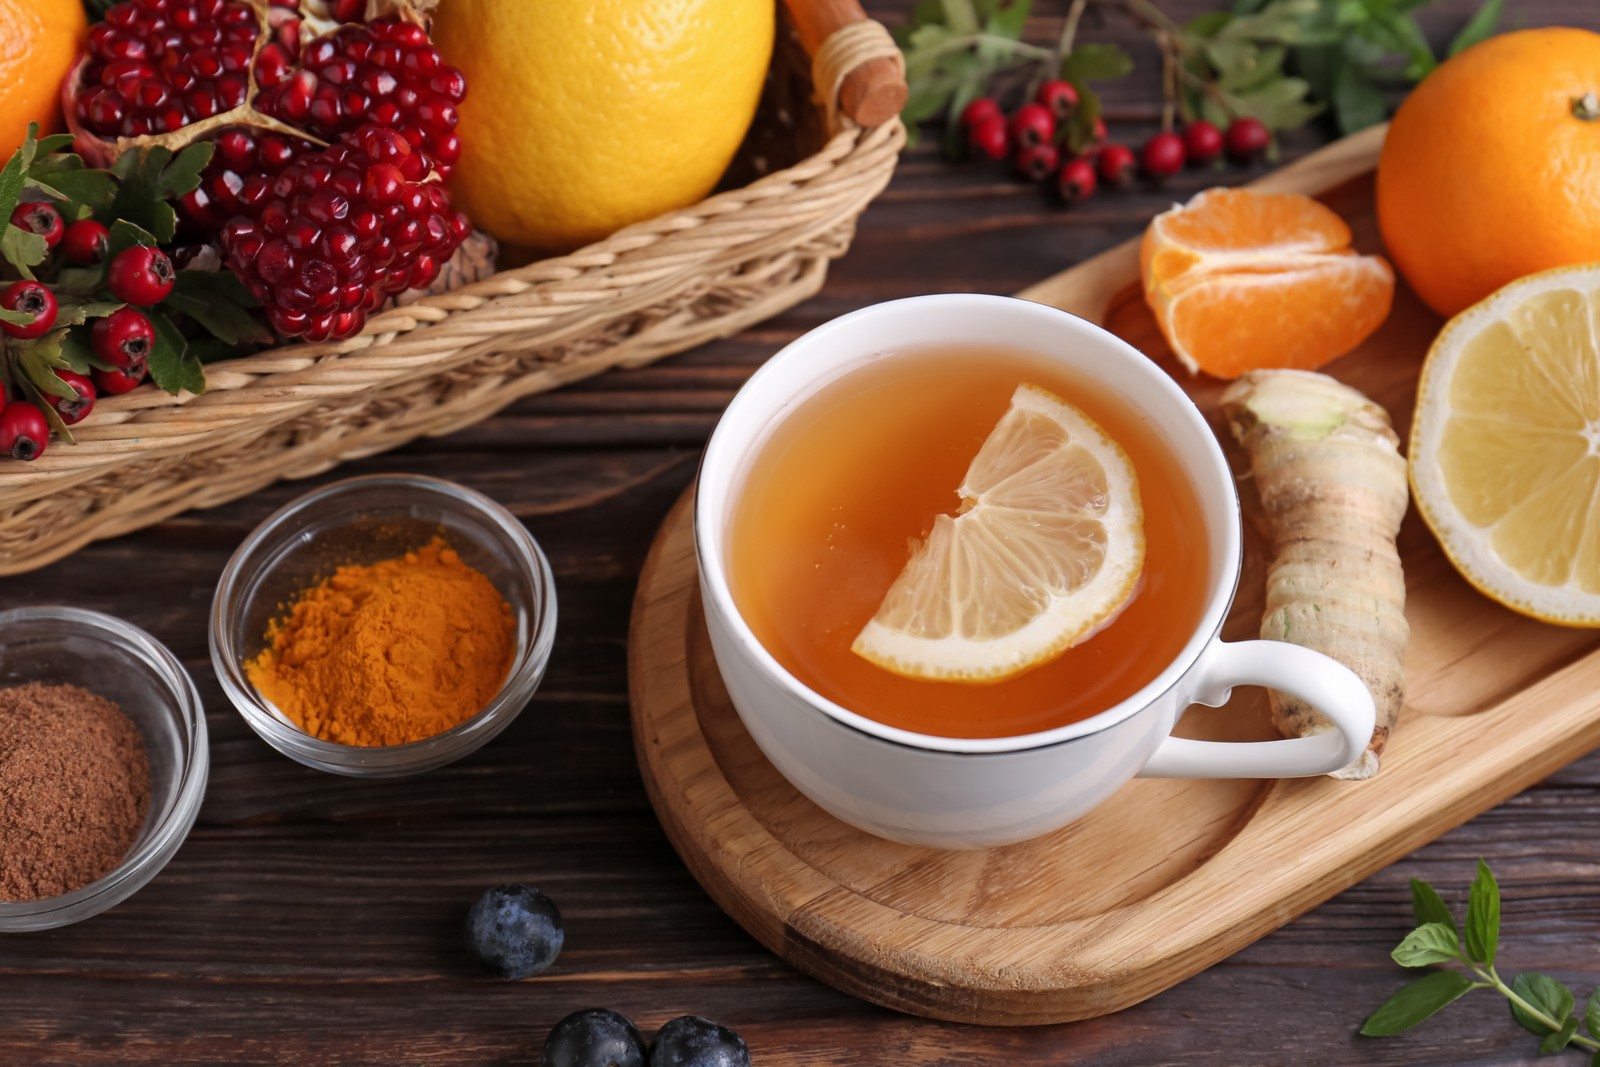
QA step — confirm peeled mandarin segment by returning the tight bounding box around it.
[1154,256,1395,378]
[852,384,1144,683]
[1151,188,1354,257]
[1410,264,1600,625]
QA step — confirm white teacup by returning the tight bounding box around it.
[695,294,1374,850]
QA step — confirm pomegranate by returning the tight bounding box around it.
[63,0,470,340]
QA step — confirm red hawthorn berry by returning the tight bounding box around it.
[1057,157,1097,203]
[0,401,49,461]
[967,113,1009,161]
[50,371,96,425]
[1182,121,1224,166]
[0,281,58,339]
[107,245,175,305]
[1034,80,1079,122]
[1007,103,1055,150]
[959,97,1003,130]
[10,202,64,249]
[1225,117,1272,163]
[61,219,111,265]
[92,364,146,397]
[1140,131,1187,178]
[91,307,156,368]
[1013,143,1059,182]
[1096,143,1136,188]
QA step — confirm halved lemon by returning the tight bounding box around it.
[1410,263,1600,626]
[851,383,1145,682]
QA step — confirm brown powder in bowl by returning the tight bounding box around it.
[0,682,151,902]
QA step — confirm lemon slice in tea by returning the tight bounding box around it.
[852,383,1146,682]
[1410,263,1600,625]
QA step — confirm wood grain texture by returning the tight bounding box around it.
[626,128,1600,1019]
[3,2,1599,1064]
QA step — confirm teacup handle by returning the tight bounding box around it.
[1137,640,1376,779]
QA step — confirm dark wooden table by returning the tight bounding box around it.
[5,2,1599,1064]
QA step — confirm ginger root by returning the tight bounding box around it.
[1221,369,1409,780]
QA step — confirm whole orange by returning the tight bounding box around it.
[1377,27,1600,318]
[0,0,86,160]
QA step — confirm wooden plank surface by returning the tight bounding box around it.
[4,2,1600,1064]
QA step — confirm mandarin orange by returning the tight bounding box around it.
[1140,188,1394,379]
[0,0,86,160]
[1377,28,1600,318]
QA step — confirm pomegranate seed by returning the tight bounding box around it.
[332,0,363,20]
[284,218,321,252]
[186,86,220,118]
[428,69,466,102]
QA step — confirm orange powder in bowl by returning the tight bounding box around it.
[245,537,516,746]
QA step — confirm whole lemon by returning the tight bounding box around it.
[0,0,86,159]
[432,0,774,255]
[1377,27,1600,318]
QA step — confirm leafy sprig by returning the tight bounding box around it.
[1363,861,1600,1060]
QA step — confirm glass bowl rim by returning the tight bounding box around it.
[208,473,558,771]
[0,605,209,926]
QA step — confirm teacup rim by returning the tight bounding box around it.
[694,293,1241,756]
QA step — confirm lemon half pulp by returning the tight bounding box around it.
[852,383,1146,682]
[1410,263,1600,625]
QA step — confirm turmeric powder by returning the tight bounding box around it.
[245,537,516,747]
[1222,369,1409,780]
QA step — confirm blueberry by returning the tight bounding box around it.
[542,1008,647,1067]
[649,1015,750,1067]
[464,883,564,980]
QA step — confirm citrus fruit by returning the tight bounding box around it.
[1377,28,1600,319]
[430,0,774,254]
[0,0,86,160]
[1140,188,1394,379]
[1409,263,1600,626]
[852,383,1145,682]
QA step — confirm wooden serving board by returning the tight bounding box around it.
[626,124,1600,1026]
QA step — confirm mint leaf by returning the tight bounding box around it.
[1448,0,1503,56]
[1392,922,1463,968]
[1511,974,1575,1036]
[1361,971,1475,1036]
[1410,879,1457,936]
[1466,858,1500,966]
[145,311,205,396]
[1541,1016,1580,1054]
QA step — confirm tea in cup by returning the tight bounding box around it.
[695,294,1373,849]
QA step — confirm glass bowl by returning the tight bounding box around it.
[210,473,557,777]
[0,607,208,931]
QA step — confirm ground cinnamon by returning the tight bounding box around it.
[0,682,151,902]
[245,536,516,747]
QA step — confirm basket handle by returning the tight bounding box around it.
[784,0,908,130]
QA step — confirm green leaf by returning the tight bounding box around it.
[1391,922,1463,968]
[1233,77,1323,130]
[0,306,35,327]
[1511,974,1575,1036]
[156,142,214,199]
[1541,1016,1581,1054]
[1187,11,1234,37]
[1331,65,1387,134]
[166,271,272,346]
[1,224,49,272]
[17,340,76,402]
[1061,42,1133,84]
[985,0,1030,42]
[1218,44,1287,92]
[108,146,181,243]
[1466,858,1500,966]
[106,218,159,260]
[1362,8,1435,80]
[1361,971,1475,1037]
[1410,879,1457,936]
[1586,988,1600,1038]
[939,61,990,159]
[1448,0,1503,57]
[28,155,117,215]
[52,300,124,330]
[903,75,955,125]
[145,311,205,396]
[1063,87,1103,154]
[58,328,98,374]
[939,0,978,35]
[0,139,30,228]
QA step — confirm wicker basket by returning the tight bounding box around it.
[0,8,905,574]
